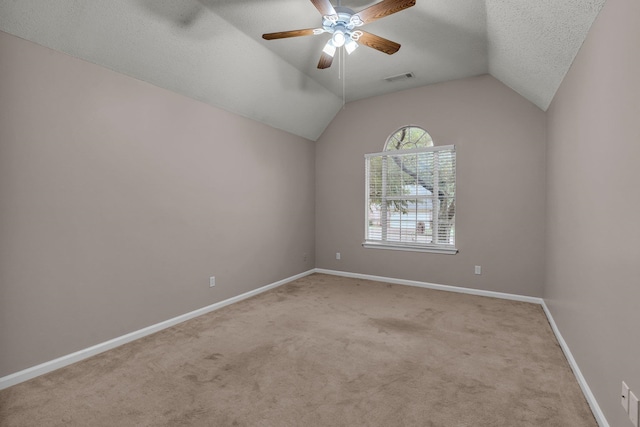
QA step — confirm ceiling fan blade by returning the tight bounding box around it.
[358,31,401,55]
[317,51,334,69]
[310,0,337,17]
[262,28,318,40]
[355,0,416,25]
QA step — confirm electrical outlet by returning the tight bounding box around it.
[303,253,308,262]
[209,276,216,288]
[623,382,630,412]
[474,265,481,275]
[630,391,639,427]
[336,252,341,260]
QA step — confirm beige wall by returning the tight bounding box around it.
[315,75,547,297]
[0,32,315,377]
[545,0,640,425]
[4,9,637,425]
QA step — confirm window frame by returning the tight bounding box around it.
[363,144,458,255]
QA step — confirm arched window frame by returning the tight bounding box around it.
[364,126,457,254]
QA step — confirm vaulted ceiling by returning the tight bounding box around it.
[0,0,605,140]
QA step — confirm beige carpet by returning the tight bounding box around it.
[0,273,596,426]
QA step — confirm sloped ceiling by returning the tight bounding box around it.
[0,0,605,141]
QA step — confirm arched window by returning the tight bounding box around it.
[384,126,433,150]
[364,126,457,254]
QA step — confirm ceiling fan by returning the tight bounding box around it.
[262,0,416,69]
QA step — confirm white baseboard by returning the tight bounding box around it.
[314,268,544,304]
[540,302,609,427]
[0,269,315,390]
[315,268,608,427]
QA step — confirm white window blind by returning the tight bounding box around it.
[364,145,457,254]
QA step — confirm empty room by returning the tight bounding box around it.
[0,0,638,426]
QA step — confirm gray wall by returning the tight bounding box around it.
[0,32,315,377]
[545,0,640,425]
[315,75,547,297]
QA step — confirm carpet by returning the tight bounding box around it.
[0,273,596,426]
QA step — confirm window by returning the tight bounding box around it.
[364,126,457,254]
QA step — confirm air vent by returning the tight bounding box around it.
[384,72,414,83]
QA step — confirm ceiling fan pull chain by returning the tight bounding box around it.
[342,47,346,108]
[338,45,341,80]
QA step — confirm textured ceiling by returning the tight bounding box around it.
[0,0,605,140]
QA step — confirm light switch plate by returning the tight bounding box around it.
[623,382,630,412]
[631,391,639,427]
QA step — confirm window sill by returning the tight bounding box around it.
[362,241,458,255]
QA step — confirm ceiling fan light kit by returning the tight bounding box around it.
[323,7,362,51]
[262,0,416,69]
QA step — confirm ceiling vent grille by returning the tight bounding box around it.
[384,72,414,83]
